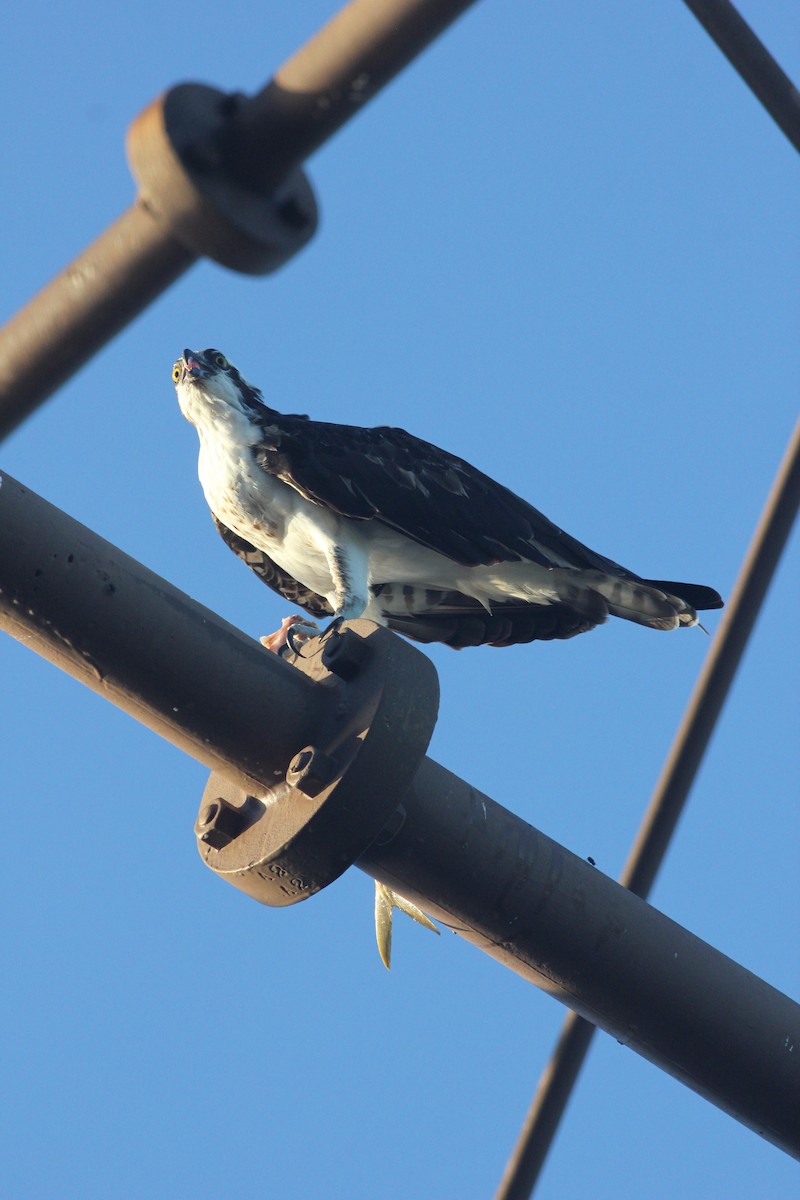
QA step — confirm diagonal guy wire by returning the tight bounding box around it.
[681,0,800,155]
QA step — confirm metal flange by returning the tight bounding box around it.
[126,82,318,274]
[193,620,439,907]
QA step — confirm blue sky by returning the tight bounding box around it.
[2,3,798,1197]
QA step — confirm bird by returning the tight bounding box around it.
[173,346,723,962]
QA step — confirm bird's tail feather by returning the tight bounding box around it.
[567,570,712,630]
[643,580,724,612]
[377,571,723,648]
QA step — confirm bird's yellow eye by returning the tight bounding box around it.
[172,362,181,383]
[214,353,228,369]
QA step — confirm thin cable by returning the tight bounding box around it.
[495,419,800,1200]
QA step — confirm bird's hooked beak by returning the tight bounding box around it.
[180,349,210,382]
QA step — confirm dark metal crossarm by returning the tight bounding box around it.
[1,468,798,1160]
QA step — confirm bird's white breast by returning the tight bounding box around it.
[184,389,343,600]
[179,377,559,616]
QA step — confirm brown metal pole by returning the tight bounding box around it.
[0,204,195,438]
[225,0,479,191]
[0,470,325,795]
[2,469,798,1159]
[495,417,800,1199]
[358,757,800,1161]
[0,0,479,439]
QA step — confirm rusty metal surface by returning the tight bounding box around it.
[126,83,318,274]
[0,203,195,438]
[224,0,479,191]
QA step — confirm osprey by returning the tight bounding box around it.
[173,348,722,647]
[174,346,723,962]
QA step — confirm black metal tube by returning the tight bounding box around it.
[622,415,800,895]
[358,757,800,1161]
[492,7,800,1182]
[0,471,324,795]
[681,0,800,155]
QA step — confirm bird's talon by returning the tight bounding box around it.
[286,623,314,655]
[260,614,322,656]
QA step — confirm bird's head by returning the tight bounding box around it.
[172,348,266,427]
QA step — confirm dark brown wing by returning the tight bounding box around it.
[252,416,626,571]
[212,515,333,618]
[252,416,722,613]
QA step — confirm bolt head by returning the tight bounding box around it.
[322,628,369,680]
[195,796,248,848]
[286,745,338,796]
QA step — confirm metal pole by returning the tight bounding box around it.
[681,0,800,155]
[495,417,800,1198]
[493,1013,595,1200]
[0,470,325,795]
[224,0,478,192]
[357,758,800,1160]
[1,469,798,1160]
[0,204,195,437]
[0,0,478,439]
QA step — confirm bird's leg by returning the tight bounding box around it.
[260,544,369,657]
[321,543,370,634]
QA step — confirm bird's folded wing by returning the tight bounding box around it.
[212,515,333,615]
[253,418,635,575]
